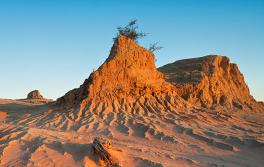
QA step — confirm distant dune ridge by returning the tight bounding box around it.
[0,35,263,167]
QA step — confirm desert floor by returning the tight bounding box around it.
[0,99,263,167]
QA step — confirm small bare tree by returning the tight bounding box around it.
[114,19,163,55]
[148,42,163,53]
[114,19,147,42]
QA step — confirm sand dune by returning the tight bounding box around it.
[0,98,263,167]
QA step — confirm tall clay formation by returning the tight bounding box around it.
[57,35,182,110]
[57,36,263,113]
[159,55,264,112]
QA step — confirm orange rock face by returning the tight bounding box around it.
[57,36,262,112]
[159,55,263,112]
[57,35,177,109]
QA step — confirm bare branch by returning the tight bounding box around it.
[148,42,163,53]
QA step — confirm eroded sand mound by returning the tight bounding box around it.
[159,55,264,112]
[27,90,44,100]
[19,90,53,105]
[57,35,186,112]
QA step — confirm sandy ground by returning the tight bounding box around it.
[0,98,263,167]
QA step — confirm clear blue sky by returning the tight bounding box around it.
[0,0,263,101]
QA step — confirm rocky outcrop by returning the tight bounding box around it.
[57,36,262,112]
[27,90,44,99]
[57,35,182,110]
[23,90,53,104]
[159,55,263,112]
